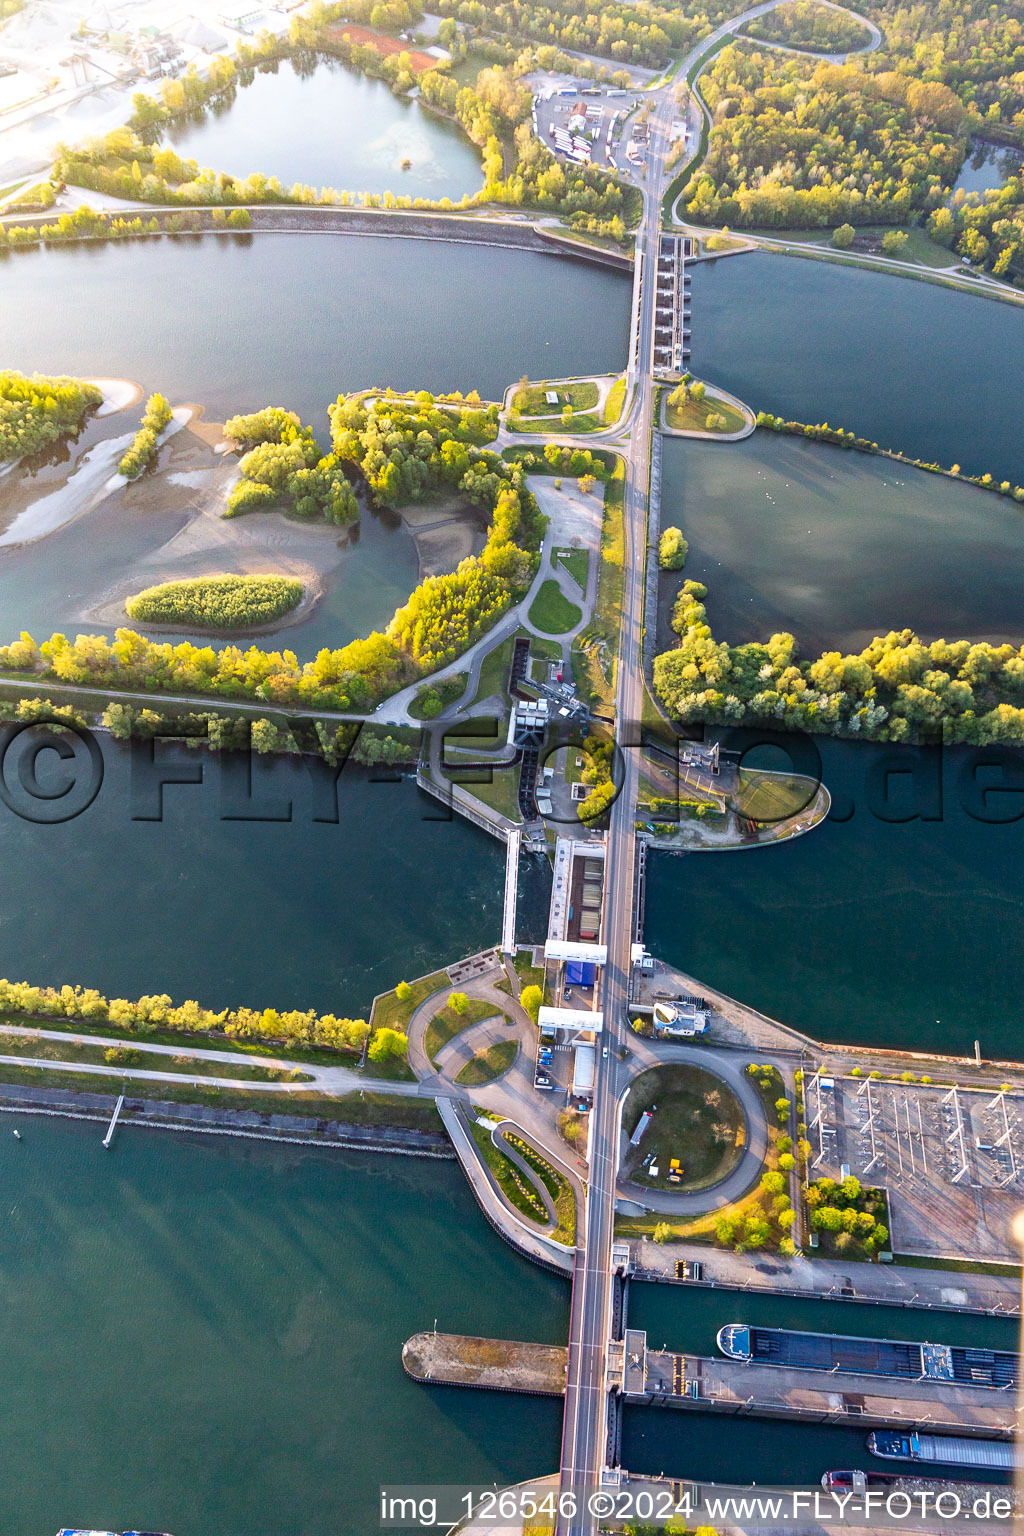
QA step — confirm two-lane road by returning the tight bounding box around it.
[557,84,677,1536]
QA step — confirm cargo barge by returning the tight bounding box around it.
[717,1323,1018,1389]
[867,1431,1020,1471]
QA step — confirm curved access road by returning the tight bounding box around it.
[614,1040,770,1214]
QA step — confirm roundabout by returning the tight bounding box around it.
[616,1044,771,1214]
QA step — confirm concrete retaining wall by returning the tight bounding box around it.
[0,1080,453,1156]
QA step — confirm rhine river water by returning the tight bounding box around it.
[0,1117,566,1536]
[1,230,1024,1515]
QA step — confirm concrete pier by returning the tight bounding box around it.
[501,827,521,955]
[403,1332,567,1396]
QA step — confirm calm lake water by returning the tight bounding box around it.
[0,1116,565,1536]
[645,735,1024,1059]
[660,432,1024,653]
[166,56,484,203]
[951,137,1024,200]
[688,252,1024,485]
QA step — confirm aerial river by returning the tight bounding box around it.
[1,229,1023,1516]
[0,1117,566,1536]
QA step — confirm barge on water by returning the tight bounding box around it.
[717,1323,1018,1389]
[867,1432,1020,1471]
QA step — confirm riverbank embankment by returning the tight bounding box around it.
[0,1079,454,1156]
[0,203,634,271]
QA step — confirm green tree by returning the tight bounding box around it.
[832,223,855,248]
[520,984,544,1024]
[658,526,688,570]
[652,1221,673,1243]
[881,229,909,257]
[368,1026,409,1061]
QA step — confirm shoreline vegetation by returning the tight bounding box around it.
[0,371,102,465]
[654,583,1024,745]
[32,0,640,248]
[756,412,1024,503]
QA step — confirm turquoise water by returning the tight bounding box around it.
[166,56,484,202]
[688,252,1024,485]
[0,1116,565,1536]
[659,432,1024,653]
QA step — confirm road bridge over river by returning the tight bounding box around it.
[548,0,879,1524]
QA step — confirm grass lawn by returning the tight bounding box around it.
[0,1062,442,1130]
[0,1031,310,1082]
[509,411,603,434]
[469,1118,548,1225]
[604,376,627,425]
[759,224,957,271]
[455,1039,518,1085]
[892,1253,1022,1278]
[495,949,545,1000]
[473,631,519,703]
[665,389,746,434]
[371,970,449,1034]
[456,759,523,822]
[528,580,582,635]
[531,635,563,661]
[571,456,625,712]
[623,1063,746,1192]
[514,381,599,416]
[424,997,502,1063]
[733,769,817,824]
[555,549,589,592]
[408,672,467,719]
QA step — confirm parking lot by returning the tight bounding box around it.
[806,1069,1024,1262]
[529,78,645,177]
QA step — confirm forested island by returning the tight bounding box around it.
[125,575,305,630]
